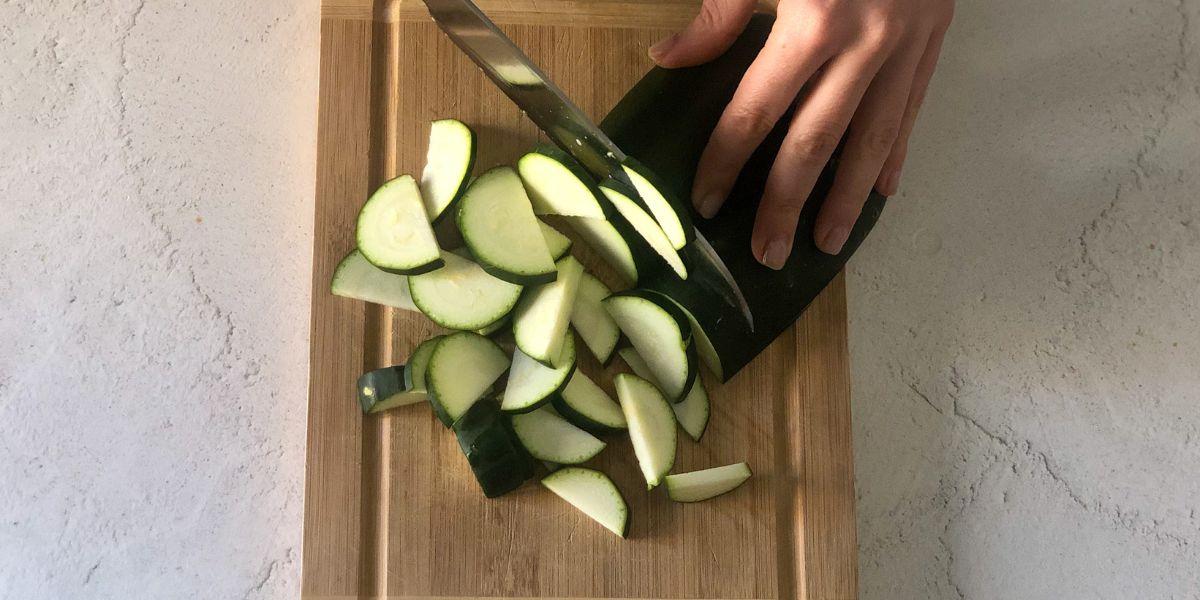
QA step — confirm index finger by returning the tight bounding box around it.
[691,28,833,218]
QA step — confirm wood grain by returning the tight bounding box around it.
[303,2,858,598]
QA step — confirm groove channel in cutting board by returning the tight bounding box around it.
[303,2,858,599]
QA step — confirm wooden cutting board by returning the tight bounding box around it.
[303,1,859,598]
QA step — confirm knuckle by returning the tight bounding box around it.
[697,0,726,29]
[785,127,842,162]
[862,19,903,51]
[857,122,901,156]
[724,102,778,139]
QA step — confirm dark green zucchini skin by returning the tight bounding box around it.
[452,399,536,497]
[358,366,406,413]
[600,13,887,382]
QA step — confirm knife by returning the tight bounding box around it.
[421,0,754,330]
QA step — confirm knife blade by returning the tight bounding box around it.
[422,0,753,329]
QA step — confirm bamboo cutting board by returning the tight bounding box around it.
[303,1,859,598]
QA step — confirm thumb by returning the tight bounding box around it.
[650,0,758,68]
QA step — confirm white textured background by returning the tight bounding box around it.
[1,1,1197,599]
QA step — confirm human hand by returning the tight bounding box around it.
[649,0,953,265]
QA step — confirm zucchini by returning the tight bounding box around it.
[457,166,557,285]
[403,335,444,391]
[664,463,751,503]
[512,256,584,365]
[570,271,620,364]
[563,216,637,284]
[474,313,511,337]
[453,399,536,497]
[552,370,627,434]
[358,365,427,414]
[622,158,693,250]
[426,332,510,426]
[502,333,577,414]
[517,145,606,219]
[356,174,444,275]
[617,347,709,441]
[614,373,676,489]
[511,406,606,464]
[541,467,629,538]
[419,118,476,223]
[539,220,573,260]
[408,251,522,331]
[598,180,687,280]
[330,249,419,312]
[603,290,697,402]
[600,13,887,382]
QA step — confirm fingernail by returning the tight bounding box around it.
[816,225,850,256]
[880,168,902,196]
[695,192,722,219]
[648,34,678,63]
[760,238,790,270]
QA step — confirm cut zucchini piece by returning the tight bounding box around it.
[622,158,694,250]
[420,119,476,223]
[618,347,708,441]
[403,335,444,391]
[539,220,573,260]
[358,366,428,414]
[672,378,710,442]
[512,256,584,365]
[599,180,687,279]
[502,333,577,414]
[614,373,677,489]
[563,216,637,284]
[553,370,627,433]
[541,467,629,538]
[427,332,511,426]
[330,249,419,312]
[511,406,606,464]
[604,290,697,402]
[408,251,522,331]
[570,271,620,364]
[457,166,557,285]
[475,313,511,337]
[453,399,536,497]
[517,146,606,219]
[665,463,751,503]
[356,174,444,275]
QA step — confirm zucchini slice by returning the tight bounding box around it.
[563,216,637,284]
[502,333,577,414]
[517,146,606,219]
[403,335,444,391]
[420,119,476,223]
[408,251,522,331]
[598,180,687,279]
[356,174,444,275]
[553,370,627,433]
[427,332,511,426]
[664,463,752,503]
[604,290,697,402]
[617,348,709,441]
[541,467,629,538]
[474,313,511,337]
[539,220,573,260]
[622,158,694,250]
[453,399,536,497]
[570,271,619,364]
[512,256,584,365]
[672,378,710,442]
[511,406,606,464]
[330,249,419,312]
[614,373,677,489]
[457,166,557,285]
[358,365,428,414]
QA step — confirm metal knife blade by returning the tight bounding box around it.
[422,0,753,329]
